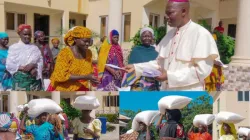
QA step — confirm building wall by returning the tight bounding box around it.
[86,0,109,36]
[2,0,88,14]
[219,0,238,36]
[219,0,238,19]
[95,91,119,114]
[221,18,237,36]
[4,2,62,44]
[69,12,87,27]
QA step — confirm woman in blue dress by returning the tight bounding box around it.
[0,32,12,91]
[20,107,63,140]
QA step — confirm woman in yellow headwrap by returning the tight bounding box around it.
[220,123,237,140]
[51,37,60,62]
[48,26,100,91]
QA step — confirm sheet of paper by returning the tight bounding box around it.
[105,64,126,70]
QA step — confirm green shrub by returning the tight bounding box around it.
[60,100,81,120]
[96,114,118,124]
[215,32,235,64]
[107,125,116,132]
[198,19,235,64]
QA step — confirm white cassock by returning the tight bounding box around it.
[133,20,219,91]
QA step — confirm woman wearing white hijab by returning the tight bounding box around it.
[127,27,160,91]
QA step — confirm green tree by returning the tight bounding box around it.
[215,31,235,64]
[120,109,160,140]
[120,109,142,134]
[60,100,81,120]
[181,95,213,134]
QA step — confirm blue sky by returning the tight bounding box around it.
[120,91,213,112]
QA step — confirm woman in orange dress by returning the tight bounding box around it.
[188,124,212,140]
[48,26,99,91]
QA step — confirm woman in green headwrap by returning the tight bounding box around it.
[220,123,237,140]
[128,27,159,91]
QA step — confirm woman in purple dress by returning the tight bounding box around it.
[97,30,124,91]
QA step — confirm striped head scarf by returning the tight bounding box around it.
[64,26,92,46]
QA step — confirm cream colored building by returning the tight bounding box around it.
[0,0,88,44]
[0,91,119,117]
[0,0,238,46]
[212,91,250,140]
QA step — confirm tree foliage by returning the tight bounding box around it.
[60,100,81,120]
[120,109,142,134]
[181,95,213,134]
[215,32,235,64]
[120,94,212,138]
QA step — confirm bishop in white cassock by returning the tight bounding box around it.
[125,0,220,91]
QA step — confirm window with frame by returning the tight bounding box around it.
[149,13,160,28]
[103,95,119,107]
[69,19,76,29]
[228,24,236,38]
[6,12,26,30]
[100,16,108,38]
[83,20,86,27]
[238,91,243,101]
[245,91,249,101]
[1,95,9,112]
[238,91,250,101]
[122,13,131,42]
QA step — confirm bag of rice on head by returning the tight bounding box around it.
[73,95,100,110]
[238,127,250,137]
[0,114,11,128]
[28,98,62,118]
[193,114,215,127]
[158,95,192,114]
[215,111,245,124]
[131,110,160,131]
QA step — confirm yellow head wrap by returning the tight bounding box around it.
[220,123,237,139]
[51,38,60,44]
[64,26,92,46]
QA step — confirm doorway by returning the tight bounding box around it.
[34,13,50,43]
[0,94,9,112]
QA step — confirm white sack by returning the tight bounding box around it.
[28,98,62,118]
[16,104,28,112]
[238,127,250,136]
[0,114,11,127]
[215,111,245,124]
[58,114,65,121]
[126,129,134,134]
[193,114,215,127]
[132,110,160,131]
[43,79,51,91]
[73,95,100,110]
[158,95,192,114]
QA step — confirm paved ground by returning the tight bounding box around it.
[100,124,119,140]
[68,123,119,140]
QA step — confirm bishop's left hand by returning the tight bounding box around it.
[155,68,168,82]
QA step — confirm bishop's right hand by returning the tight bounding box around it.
[124,64,135,73]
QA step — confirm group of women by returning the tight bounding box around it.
[124,109,240,140]
[0,23,161,92]
[0,104,101,140]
